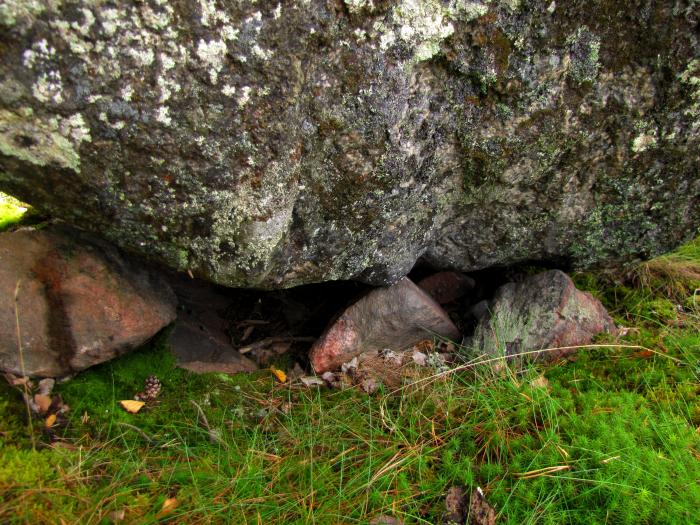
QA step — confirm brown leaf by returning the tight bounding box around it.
[119,400,145,414]
[161,497,178,515]
[34,394,52,413]
[444,485,467,524]
[468,487,496,525]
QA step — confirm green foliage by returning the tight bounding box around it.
[0,192,28,231]
[1,239,699,523]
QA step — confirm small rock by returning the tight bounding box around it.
[299,376,325,387]
[0,226,177,377]
[412,350,428,366]
[310,278,460,373]
[471,270,617,362]
[418,272,475,305]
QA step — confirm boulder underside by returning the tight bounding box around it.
[0,1,698,289]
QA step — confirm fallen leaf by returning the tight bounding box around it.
[81,411,90,424]
[161,497,178,514]
[469,487,496,525]
[120,400,145,414]
[34,394,52,413]
[299,376,325,387]
[270,366,286,383]
[45,414,57,428]
[445,485,467,524]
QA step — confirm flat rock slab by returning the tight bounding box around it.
[0,226,176,377]
[169,317,258,374]
[310,277,460,373]
[471,270,617,362]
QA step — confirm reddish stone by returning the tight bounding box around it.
[471,270,617,361]
[417,271,475,304]
[310,277,460,373]
[0,226,176,377]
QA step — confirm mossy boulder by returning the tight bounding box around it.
[0,1,698,289]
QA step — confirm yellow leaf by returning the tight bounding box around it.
[161,497,178,514]
[45,414,57,428]
[120,400,145,414]
[34,394,52,413]
[270,366,286,383]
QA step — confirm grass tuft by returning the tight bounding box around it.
[0,235,699,523]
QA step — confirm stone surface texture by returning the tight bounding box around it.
[471,269,617,361]
[0,1,698,289]
[0,226,176,377]
[310,277,460,373]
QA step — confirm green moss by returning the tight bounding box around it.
[0,191,28,231]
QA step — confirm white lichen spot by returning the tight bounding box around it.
[222,84,237,97]
[61,113,92,144]
[238,86,252,107]
[251,44,273,60]
[344,0,375,14]
[632,133,657,153]
[196,38,228,84]
[100,8,120,36]
[547,1,556,13]
[221,25,239,41]
[354,28,367,39]
[121,84,134,101]
[32,71,63,104]
[72,8,95,37]
[160,53,176,71]
[128,47,155,67]
[155,106,172,126]
[273,3,282,19]
[22,39,55,68]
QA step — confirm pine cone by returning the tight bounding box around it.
[135,375,162,401]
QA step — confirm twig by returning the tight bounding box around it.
[190,400,229,449]
[14,280,36,450]
[238,336,316,354]
[190,400,211,431]
[116,422,156,445]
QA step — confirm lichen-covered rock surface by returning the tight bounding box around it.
[1,1,698,289]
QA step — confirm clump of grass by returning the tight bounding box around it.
[0,239,699,523]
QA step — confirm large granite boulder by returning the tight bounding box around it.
[0,226,176,377]
[0,1,698,289]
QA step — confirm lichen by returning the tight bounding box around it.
[0,110,81,172]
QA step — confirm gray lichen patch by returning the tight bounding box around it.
[0,110,81,172]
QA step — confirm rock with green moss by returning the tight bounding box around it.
[470,269,617,362]
[0,1,698,289]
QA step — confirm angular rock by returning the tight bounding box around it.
[0,2,698,290]
[0,226,176,377]
[310,277,460,373]
[418,271,475,305]
[166,274,258,373]
[470,270,616,361]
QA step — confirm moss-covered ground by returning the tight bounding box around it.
[1,202,698,523]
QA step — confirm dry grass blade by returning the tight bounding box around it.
[514,465,571,479]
